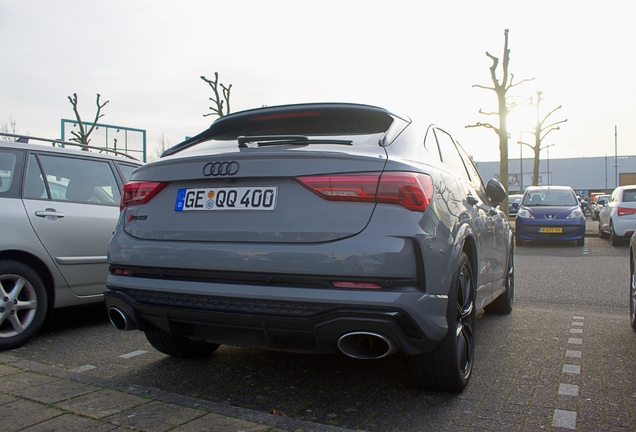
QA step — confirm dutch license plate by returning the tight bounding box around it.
[539,227,562,233]
[175,187,277,211]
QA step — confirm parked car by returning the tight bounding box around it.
[598,185,636,246]
[508,194,523,219]
[104,102,514,393]
[630,232,636,332]
[0,134,142,350]
[590,194,610,221]
[515,185,586,246]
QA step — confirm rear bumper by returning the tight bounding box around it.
[104,275,448,355]
[612,218,636,237]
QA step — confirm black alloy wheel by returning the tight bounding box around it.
[631,252,636,332]
[405,252,475,392]
[485,243,514,314]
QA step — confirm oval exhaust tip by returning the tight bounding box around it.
[337,332,397,359]
[108,307,131,331]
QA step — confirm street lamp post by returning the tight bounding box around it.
[544,144,555,185]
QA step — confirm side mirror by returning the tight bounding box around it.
[486,178,507,206]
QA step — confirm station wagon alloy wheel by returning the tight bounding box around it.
[0,261,47,350]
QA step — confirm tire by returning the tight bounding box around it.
[599,222,609,239]
[405,252,475,392]
[631,252,636,332]
[577,237,585,246]
[515,236,523,247]
[485,244,514,315]
[0,261,48,351]
[610,222,622,246]
[144,330,220,359]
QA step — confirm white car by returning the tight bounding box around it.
[598,185,636,245]
[0,133,142,349]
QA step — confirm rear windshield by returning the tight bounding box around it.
[523,190,577,206]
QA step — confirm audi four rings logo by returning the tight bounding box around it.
[203,161,240,176]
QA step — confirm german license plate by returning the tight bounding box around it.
[174,187,277,211]
[539,227,562,233]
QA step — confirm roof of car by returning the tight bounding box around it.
[0,136,142,164]
[524,186,573,192]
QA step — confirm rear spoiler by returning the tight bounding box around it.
[162,103,408,157]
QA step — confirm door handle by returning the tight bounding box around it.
[35,208,65,218]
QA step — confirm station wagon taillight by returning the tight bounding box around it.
[120,181,169,211]
[618,207,636,217]
[296,172,433,211]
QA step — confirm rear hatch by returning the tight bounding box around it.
[122,104,409,244]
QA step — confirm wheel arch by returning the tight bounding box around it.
[0,250,55,314]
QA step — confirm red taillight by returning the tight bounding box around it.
[120,181,169,211]
[111,268,131,275]
[618,207,636,217]
[296,172,433,211]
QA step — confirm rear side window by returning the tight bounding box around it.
[25,153,122,206]
[0,149,25,198]
[117,163,139,182]
[623,189,636,202]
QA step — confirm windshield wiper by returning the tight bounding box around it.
[238,135,353,148]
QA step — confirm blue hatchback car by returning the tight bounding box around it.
[515,186,586,246]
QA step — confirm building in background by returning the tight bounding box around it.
[475,155,636,198]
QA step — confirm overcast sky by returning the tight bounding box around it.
[1,1,634,162]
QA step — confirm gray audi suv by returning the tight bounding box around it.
[104,103,513,392]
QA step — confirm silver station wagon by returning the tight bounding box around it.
[104,103,513,392]
[0,134,142,350]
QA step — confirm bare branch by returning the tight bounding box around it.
[67,93,109,148]
[478,108,499,116]
[201,72,232,118]
[540,126,562,141]
[472,84,496,91]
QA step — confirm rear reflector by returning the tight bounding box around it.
[111,268,131,275]
[617,207,636,217]
[332,281,383,289]
[296,172,433,211]
[121,181,169,211]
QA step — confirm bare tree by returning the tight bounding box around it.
[0,115,28,141]
[518,91,567,186]
[466,29,534,213]
[147,133,171,162]
[67,93,109,149]
[201,72,232,118]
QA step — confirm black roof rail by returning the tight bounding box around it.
[0,132,140,161]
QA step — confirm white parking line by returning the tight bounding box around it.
[72,365,97,373]
[565,350,582,358]
[562,364,581,374]
[568,338,583,344]
[570,328,583,334]
[558,383,579,397]
[118,350,148,359]
[571,321,584,326]
[553,409,577,429]
[572,316,584,320]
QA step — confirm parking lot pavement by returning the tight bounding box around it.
[0,353,351,432]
